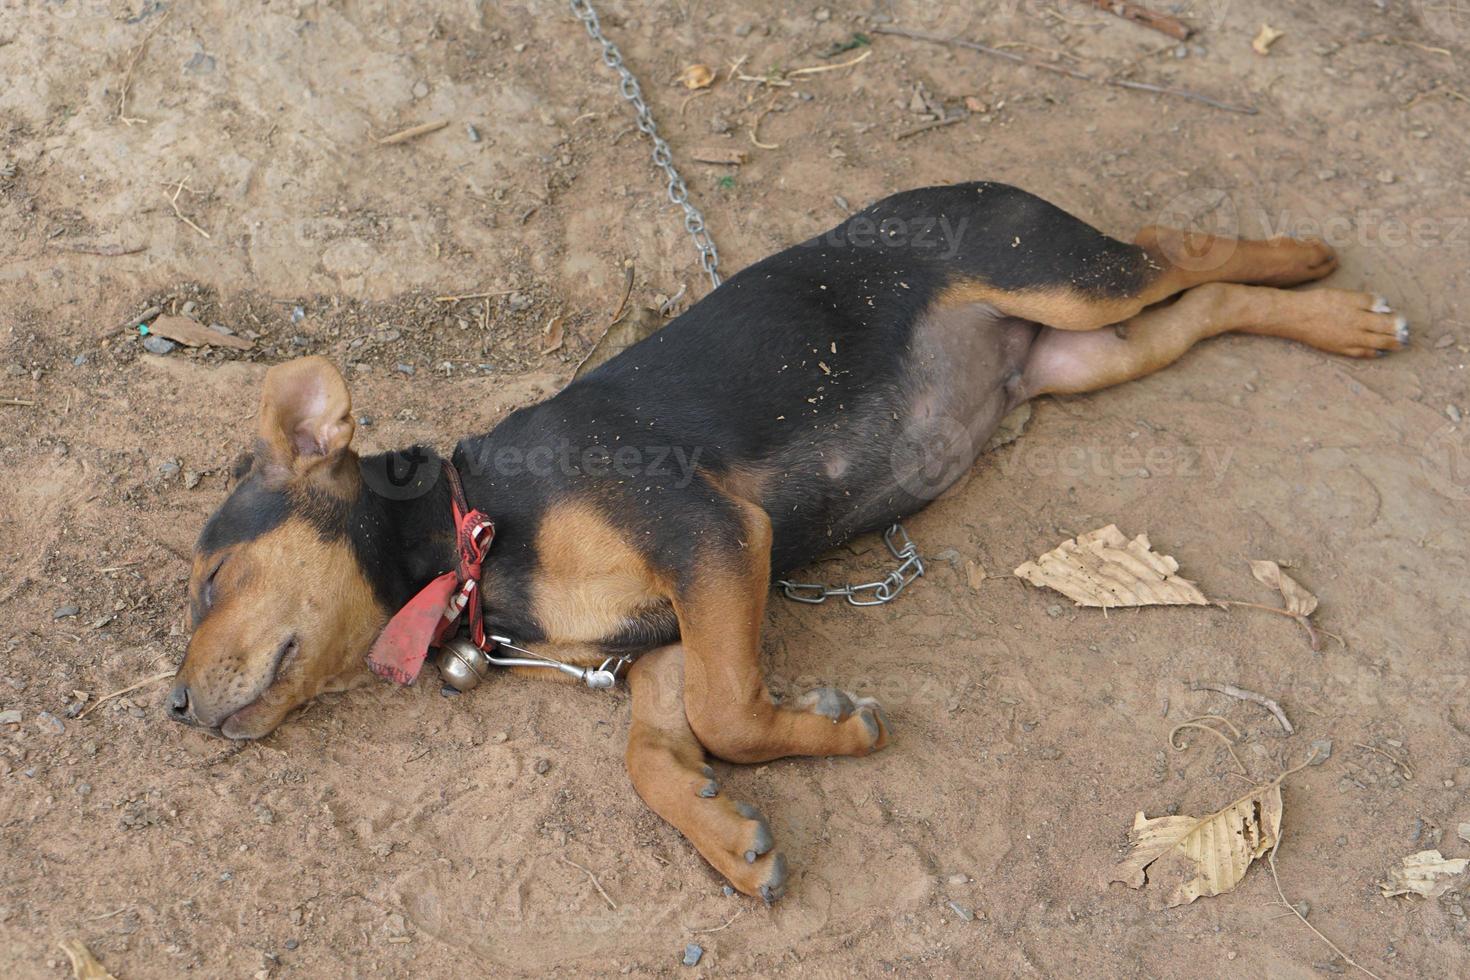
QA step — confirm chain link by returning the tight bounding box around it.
[569,0,722,289]
[777,524,925,607]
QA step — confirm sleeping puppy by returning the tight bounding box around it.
[167,182,1406,900]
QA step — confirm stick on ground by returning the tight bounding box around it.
[872,25,1256,115]
[1078,0,1192,41]
[1193,682,1294,734]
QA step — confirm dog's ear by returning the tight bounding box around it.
[255,356,357,489]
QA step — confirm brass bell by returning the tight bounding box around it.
[437,638,490,692]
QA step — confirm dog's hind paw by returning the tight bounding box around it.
[797,687,891,753]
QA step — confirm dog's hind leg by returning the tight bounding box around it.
[625,645,788,902]
[1020,282,1408,397]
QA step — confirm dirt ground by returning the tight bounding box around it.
[3,0,1470,976]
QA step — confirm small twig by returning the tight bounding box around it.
[78,670,174,719]
[166,177,211,239]
[872,25,1257,115]
[609,260,634,325]
[1192,682,1294,735]
[786,48,873,77]
[112,304,162,335]
[1354,743,1413,781]
[118,12,170,126]
[1076,0,1192,41]
[1168,715,1249,777]
[1213,599,1344,649]
[377,120,449,145]
[750,100,780,149]
[433,289,515,303]
[560,856,618,910]
[688,907,747,933]
[50,242,147,256]
[0,397,35,407]
[1267,847,1385,979]
[895,114,967,141]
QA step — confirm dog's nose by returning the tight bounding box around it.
[165,681,195,724]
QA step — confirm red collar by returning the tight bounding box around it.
[366,460,495,686]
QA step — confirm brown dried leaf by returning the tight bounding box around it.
[1014,525,1209,608]
[1249,560,1318,617]
[678,64,715,90]
[1380,850,1470,898]
[965,560,987,591]
[542,315,565,354]
[1251,23,1284,55]
[1112,782,1283,909]
[59,939,117,980]
[146,314,253,350]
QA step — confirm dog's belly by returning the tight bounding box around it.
[762,306,1038,573]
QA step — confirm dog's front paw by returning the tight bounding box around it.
[797,687,891,753]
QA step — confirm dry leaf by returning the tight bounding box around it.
[1112,782,1283,908]
[58,939,117,980]
[542,315,565,354]
[1380,849,1470,898]
[572,306,665,382]
[982,402,1031,453]
[146,314,253,350]
[678,64,714,90]
[965,560,987,591]
[1014,525,1209,608]
[1249,560,1318,617]
[1252,23,1284,55]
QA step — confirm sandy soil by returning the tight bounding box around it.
[3,1,1470,976]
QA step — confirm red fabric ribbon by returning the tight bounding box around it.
[366,461,494,685]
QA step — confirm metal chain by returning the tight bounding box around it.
[777,524,925,607]
[569,0,722,289]
[569,1,922,607]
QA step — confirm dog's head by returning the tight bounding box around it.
[167,356,389,739]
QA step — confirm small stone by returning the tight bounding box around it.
[491,731,508,743]
[76,782,92,797]
[1435,334,1456,349]
[815,8,830,21]
[37,711,65,734]
[142,335,177,355]
[208,322,234,336]
[1458,823,1470,845]
[1448,405,1463,424]
[0,709,21,725]
[1307,738,1333,765]
[184,471,202,490]
[159,460,181,478]
[1316,169,1337,180]
[291,306,306,323]
[412,80,430,99]
[709,113,732,135]
[466,124,481,142]
[73,354,87,366]
[394,363,415,376]
[1376,170,1396,184]
[356,415,374,427]
[733,22,753,37]
[946,873,968,886]
[721,884,735,896]
[946,900,975,922]
[1046,604,1063,619]
[284,938,299,950]
[508,292,532,311]
[682,943,703,967]
[54,604,80,619]
[535,758,551,775]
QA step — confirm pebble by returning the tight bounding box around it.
[159,460,181,478]
[535,758,551,775]
[184,471,202,490]
[412,80,430,99]
[721,884,735,896]
[53,604,80,619]
[508,292,532,311]
[946,873,968,886]
[77,782,92,797]
[1046,604,1063,619]
[142,335,177,355]
[733,22,753,37]
[709,113,732,135]
[357,415,374,427]
[1448,405,1463,424]
[946,900,975,922]
[1435,334,1456,349]
[0,709,21,725]
[37,711,65,734]
[1458,823,1470,845]
[209,322,234,336]
[466,124,481,142]
[284,938,299,950]
[73,354,87,366]
[291,306,306,323]
[682,943,703,967]
[395,363,416,376]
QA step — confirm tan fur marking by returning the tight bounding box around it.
[531,500,666,645]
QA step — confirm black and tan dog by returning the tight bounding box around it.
[168,182,1406,901]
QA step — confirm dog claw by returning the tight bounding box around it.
[745,822,774,863]
[1371,295,1392,314]
[698,779,719,798]
[759,853,788,905]
[804,687,854,721]
[701,764,716,779]
[1394,314,1410,345]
